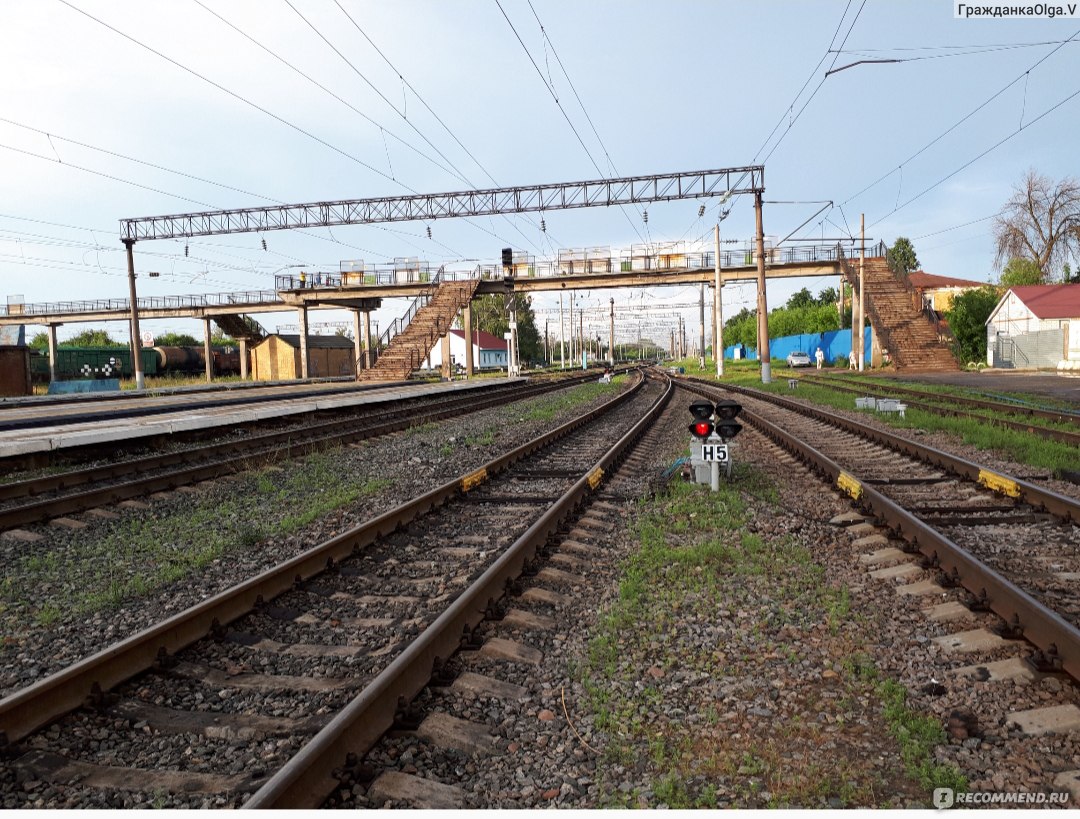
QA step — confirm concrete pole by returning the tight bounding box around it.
[698,282,706,369]
[559,293,565,369]
[754,191,771,383]
[579,309,584,368]
[47,324,58,384]
[608,298,615,367]
[123,239,145,390]
[239,338,249,380]
[297,305,309,379]
[859,213,866,372]
[568,293,574,363]
[715,224,724,378]
[352,309,363,377]
[203,317,213,383]
[363,310,373,370]
[463,304,473,377]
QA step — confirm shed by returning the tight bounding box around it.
[425,329,509,371]
[907,271,986,312]
[0,346,31,396]
[985,284,1080,369]
[250,334,356,381]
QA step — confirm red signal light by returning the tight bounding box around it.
[689,420,714,440]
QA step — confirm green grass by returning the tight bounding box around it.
[578,475,958,808]
[2,451,398,631]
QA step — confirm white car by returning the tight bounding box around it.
[786,351,812,368]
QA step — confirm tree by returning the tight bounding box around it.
[466,293,542,365]
[816,287,838,307]
[993,169,1080,281]
[785,288,815,310]
[945,286,1001,365]
[999,257,1043,288]
[886,237,920,276]
[66,329,121,347]
[154,332,199,346]
[29,332,48,350]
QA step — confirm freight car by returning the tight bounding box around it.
[29,346,160,383]
[29,345,243,382]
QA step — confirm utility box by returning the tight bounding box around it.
[0,346,32,397]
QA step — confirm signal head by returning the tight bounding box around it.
[713,399,742,421]
[688,399,715,421]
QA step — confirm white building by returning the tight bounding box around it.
[985,284,1080,370]
[425,329,509,371]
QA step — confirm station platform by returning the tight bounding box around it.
[0,378,522,460]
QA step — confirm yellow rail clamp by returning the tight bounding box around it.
[978,469,1021,499]
[461,468,488,493]
[837,471,862,501]
[587,467,604,490]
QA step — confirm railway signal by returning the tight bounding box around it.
[687,397,743,489]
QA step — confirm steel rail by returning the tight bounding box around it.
[0,372,646,746]
[680,380,1080,683]
[688,378,1080,523]
[809,373,1080,426]
[0,375,601,528]
[243,372,673,808]
[794,374,1080,449]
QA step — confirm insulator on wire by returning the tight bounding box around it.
[698,204,705,218]
[642,209,648,224]
[540,217,546,233]
[426,225,432,239]
[261,237,267,251]
[184,243,189,257]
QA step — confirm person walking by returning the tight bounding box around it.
[815,347,824,370]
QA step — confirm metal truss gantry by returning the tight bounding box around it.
[120,166,764,242]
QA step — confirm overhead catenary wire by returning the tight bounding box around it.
[493,0,648,248]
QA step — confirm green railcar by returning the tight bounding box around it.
[30,346,160,382]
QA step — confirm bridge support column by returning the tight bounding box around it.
[203,317,213,383]
[239,338,249,381]
[47,324,59,384]
[754,191,771,383]
[362,310,372,370]
[297,306,310,380]
[441,331,451,380]
[351,309,363,378]
[463,303,474,378]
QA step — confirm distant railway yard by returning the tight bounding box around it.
[0,363,1074,809]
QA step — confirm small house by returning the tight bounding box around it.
[985,284,1080,370]
[251,334,356,380]
[425,329,508,371]
[907,271,986,312]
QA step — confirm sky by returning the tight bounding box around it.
[1,0,1078,347]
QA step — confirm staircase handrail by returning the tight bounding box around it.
[375,267,443,351]
[837,243,901,366]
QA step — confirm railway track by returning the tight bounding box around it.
[0,374,600,533]
[681,376,1080,682]
[796,373,1080,450]
[0,371,671,809]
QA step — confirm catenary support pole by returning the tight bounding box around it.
[363,310,372,371]
[239,338,249,380]
[47,324,58,384]
[352,309,363,378]
[859,213,866,372]
[754,191,771,383]
[463,304,473,378]
[123,239,145,390]
[609,298,615,367]
[714,224,724,378]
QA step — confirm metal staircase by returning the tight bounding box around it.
[357,277,480,382]
[839,246,958,371]
[212,313,267,341]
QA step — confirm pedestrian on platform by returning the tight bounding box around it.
[815,347,824,370]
